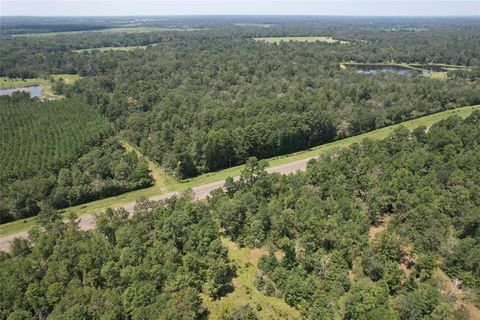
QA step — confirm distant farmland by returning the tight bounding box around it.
[71,44,158,53]
[10,27,206,37]
[254,36,349,44]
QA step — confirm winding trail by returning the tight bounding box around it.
[0,157,314,251]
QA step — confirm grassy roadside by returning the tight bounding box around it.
[0,105,478,237]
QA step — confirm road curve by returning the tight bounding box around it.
[0,156,315,251]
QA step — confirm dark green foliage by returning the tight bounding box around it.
[0,96,112,183]
[0,197,232,319]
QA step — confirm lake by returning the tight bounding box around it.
[0,85,43,97]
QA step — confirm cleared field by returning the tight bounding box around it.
[202,238,301,319]
[49,74,81,84]
[422,71,448,80]
[0,105,478,237]
[255,36,349,44]
[0,77,49,89]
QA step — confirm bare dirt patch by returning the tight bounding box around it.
[368,214,392,240]
[435,269,480,319]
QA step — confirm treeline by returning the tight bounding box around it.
[0,96,153,223]
[2,113,479,319]
[448,67,480,82]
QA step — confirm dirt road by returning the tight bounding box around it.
[0,156,315,251]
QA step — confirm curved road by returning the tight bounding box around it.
[0,156,315,251]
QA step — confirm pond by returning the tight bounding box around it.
[354,64,424,75]
[0,85,43,97]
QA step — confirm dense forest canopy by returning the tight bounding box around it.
[0,16,479,318]
[1,113,479,319]
[4,17,479,178]
[1,16,479,219]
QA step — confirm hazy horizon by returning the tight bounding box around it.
[1,1,479,17]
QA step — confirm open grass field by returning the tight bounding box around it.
[0,104,478,237]
[201,238,301,319]
[49,74,82,84]
[409,63,467,70]
[422,72,448,80]
[0,74,81,99]
[0,77,49,89]
[255,36,349,44]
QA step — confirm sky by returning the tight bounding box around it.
[1,0,479,16]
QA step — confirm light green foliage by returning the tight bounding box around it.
[344,279,391,320]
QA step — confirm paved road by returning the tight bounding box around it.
[0,156,315,251]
